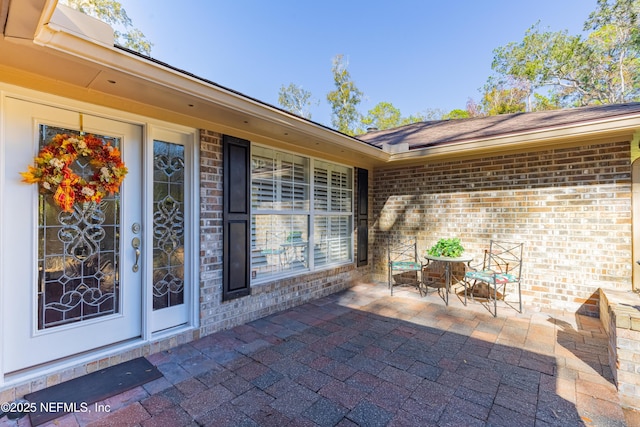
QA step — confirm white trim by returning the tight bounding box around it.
[26,6,386,165]
[633,158,640,293]
[188,131,200,329]
[141,122,152,342]
[146,125,199,333]
[0,90,5,389]
[252,141,354,170]
[1,337,146,390]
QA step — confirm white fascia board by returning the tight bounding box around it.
[36,3,113,48]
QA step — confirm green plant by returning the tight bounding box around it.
[428,238,465,257]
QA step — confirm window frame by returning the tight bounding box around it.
[251,144,354,283]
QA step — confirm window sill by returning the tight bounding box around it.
[251,261,354,287]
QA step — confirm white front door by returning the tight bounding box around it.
[2,98,143,373]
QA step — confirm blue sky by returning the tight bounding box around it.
[118,0,598,127]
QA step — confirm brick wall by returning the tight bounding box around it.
[0,130,372,401]
[198,130,371,336]
[600,289,640,409]
[372,141,633,315]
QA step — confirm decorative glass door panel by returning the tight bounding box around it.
[38,125,122,329]
[2,98,142,373]
[149,129,191,333]
[153,140,185,311]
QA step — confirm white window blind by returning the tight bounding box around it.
[251,147,352,282]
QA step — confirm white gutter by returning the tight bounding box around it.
[32,4,388,162]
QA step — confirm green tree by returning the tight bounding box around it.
[403,113,428,123]
[60,0,152,55]
[361,102,402,130]
[488,0,640,110]
[490,22,582,110]
[326,54,364,135]
[481,77,527,115]
[531,93,561,111]
[278,83,316,119]
[442,109,470,120]
[579,0,640,104]
[420,108,447,120]
[359,102,424,132]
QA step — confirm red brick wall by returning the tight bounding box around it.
[372,141,633,316]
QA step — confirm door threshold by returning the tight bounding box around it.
[2,337,145,391]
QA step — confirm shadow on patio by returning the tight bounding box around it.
[23,282,636,427]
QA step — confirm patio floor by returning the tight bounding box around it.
[4,282,640,427]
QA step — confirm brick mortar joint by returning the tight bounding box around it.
[601,289,640,331]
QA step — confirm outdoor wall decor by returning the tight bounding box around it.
[20,133,127,212]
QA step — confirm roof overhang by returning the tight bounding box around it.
[387,115,640,165]
[0,1,387,168]
[2,0,640,170]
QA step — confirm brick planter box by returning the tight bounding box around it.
[600,288,640,410]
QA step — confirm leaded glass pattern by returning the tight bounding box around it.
[37,125,121,329]
[153,140,185,310]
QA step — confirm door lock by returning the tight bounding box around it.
[132,237,141,272]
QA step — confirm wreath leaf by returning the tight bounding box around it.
[21,133,128,212]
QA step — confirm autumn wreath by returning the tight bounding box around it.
[20,133,128,212]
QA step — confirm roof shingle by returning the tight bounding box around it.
[357,103,640,149]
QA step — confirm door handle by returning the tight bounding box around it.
[132,237,141,272]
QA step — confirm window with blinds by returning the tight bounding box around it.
[251,146,352,282]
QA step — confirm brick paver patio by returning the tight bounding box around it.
[3,282,639,426]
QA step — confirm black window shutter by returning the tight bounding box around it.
[356,168,369,266]
[222,135,251,301]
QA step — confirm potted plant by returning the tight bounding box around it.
[427,238,465,257]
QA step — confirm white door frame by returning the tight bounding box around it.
[633,157,640,292]
[3,100,144,372]
[0,84,199,386]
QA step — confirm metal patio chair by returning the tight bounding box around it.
[463,240,524,316]
[388,238,424,296]
[260,231,286,267]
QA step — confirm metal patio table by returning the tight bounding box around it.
[424,254,473,306]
